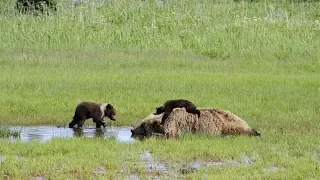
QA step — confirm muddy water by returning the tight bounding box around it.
[139,151,169,173]
[120,151,260,178]
[8,126,135,143]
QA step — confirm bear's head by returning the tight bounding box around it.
[131,114,165,137]
[104,104,116,121]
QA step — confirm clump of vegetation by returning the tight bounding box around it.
[0,127,20,138]
[15,0,57,14]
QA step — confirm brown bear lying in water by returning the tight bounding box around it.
[131,108,261,138]
[69,102,116,128]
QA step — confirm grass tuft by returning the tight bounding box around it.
[0,127,20,138]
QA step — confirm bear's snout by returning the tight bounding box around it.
[109,115,116,121]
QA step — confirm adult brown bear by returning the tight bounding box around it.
[131,108,260,138]
[69,102,116,129]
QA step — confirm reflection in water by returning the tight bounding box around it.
[8,126,135,143]
[72,128,105,138]
[131,133,165,141]
[95,128,105,137]
[73,128,84,137]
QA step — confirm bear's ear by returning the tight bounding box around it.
[106,104,112,109]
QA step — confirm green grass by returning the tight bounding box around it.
[0,127,20,138]
[1,49,319,130]
[0,0,320,179]
[0,134,319,179]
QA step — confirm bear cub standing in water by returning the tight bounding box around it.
[69,102,116,128]
[154,99,200,125]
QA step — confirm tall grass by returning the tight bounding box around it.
[0,0,319,127]
[0,127,20,138]
[1,0,320,61]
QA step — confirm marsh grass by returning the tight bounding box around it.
[0,127,20,138]
[1,0,320,59]
[0,0,320,178]
[0,135,319,179]
[1,49,319,130]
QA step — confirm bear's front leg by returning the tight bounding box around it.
[69,119,78,128]
[93,118,105,129]
[101,120,106,127]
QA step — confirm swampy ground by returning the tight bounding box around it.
[1,0,320,179]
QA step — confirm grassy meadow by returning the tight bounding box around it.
[0,0,320,179]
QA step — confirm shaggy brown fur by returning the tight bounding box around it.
[130,114,165,138]
[163,108,261,138]
[131,108,261,138]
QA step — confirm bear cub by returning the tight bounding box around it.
[154,99,200,125]
[69,101,116,129]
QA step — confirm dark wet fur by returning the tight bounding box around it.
[155,99,200,125]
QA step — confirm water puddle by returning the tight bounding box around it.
[8,126,135,143]
[93,166,107,176]
[312,149,318,160]
[139,151,169,173]
[30,176,46,180]
[0,154,6,165]
[263,165,285,173]
[133,151,260,176]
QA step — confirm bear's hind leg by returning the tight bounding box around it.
[194,109,201,117]
[77,116,86,128]
[186,107,201,118]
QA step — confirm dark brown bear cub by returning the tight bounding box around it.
[154,99,200,125]
[69,102,116,128]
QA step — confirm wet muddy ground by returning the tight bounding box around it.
[8,126,135,143]
[116,150,268,179]
[1,127,289,179]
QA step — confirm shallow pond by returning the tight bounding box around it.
[8,126,135,143]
